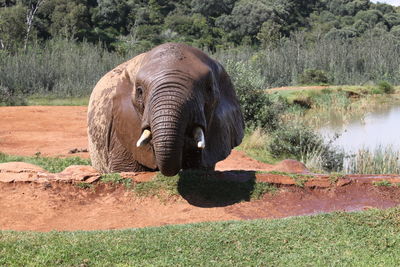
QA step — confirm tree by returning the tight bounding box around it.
[24,0,45,50]
[191,0,236,18]
[0,0,17,7]
[216,0,275,44]
[44,0,91,39]
[0,4,26,50]
[92,0,131,34]
[372,3,395,14]
[355,9,384,27]
[384,13,400,29]
[325,27,357,39]
[256,20,282,47]
[391,25,400,38]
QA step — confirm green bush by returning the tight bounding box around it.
[377,80,394,94]
[268,123,344,172]
[0,85,26,106]
[298,69,330,85]
[225,60,288,130]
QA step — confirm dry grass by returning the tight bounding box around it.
[240,128,268,150]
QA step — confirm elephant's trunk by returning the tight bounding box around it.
[149,87,188,176]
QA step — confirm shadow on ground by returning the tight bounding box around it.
[177,170,259,208]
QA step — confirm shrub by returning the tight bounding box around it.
[225,60,288,130]
[377,81,394,94]
[268,123,344,172]
[298,69,330,85]
[0,85,26,106]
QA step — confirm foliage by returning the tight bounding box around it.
[0,4,26,50]
[0,85,26,106]
[377,80,395,94]
[224,60,288,130]
[100,173,132,188]
[2,207,400,265]
[237,129,278,164]
[298,69,330,85]
[373,180,393,187]
[1,0,400,51]
[0,152,90,173]
[268,123,344,172]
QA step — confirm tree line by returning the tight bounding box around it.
[1,0,400,53]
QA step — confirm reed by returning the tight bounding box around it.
[345,146,400,174]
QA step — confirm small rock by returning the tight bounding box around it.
[57,165,100,182]
[0,162,47,173]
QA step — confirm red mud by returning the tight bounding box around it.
[1,106,400,232]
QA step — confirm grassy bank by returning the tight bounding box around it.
[276,84,400,128]
[2,207,400,266]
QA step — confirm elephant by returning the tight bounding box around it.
[87,43,244,176]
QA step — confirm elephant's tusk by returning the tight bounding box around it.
[193,127,205,149]
[136,129,152,147]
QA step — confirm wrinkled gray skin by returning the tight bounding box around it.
[88,43,244,176]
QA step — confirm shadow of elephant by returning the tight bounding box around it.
[177,170,259,207]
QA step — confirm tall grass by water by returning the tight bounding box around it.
[345,146,400,174]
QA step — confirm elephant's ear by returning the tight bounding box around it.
[112,68,157,169]
[203,63,244,167]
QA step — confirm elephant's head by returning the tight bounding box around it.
[111,43,244,176]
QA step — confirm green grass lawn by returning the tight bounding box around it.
[1,207,400,266]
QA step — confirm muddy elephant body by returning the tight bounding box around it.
[88,43,244,176]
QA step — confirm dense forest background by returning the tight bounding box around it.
[1,0,400,52]
[1,0,400,99]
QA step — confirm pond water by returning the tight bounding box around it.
[319,104,400,154]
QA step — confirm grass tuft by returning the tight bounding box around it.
[0,152,90,173]
[75,182,93,189]
[100,173,132,188]
[373,180,393,187]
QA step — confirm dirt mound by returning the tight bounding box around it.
[1,106,400,232]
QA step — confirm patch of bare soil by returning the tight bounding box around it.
[0,106,89,158]
[1,106,400,232]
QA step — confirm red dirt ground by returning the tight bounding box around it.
[1,106,400,232]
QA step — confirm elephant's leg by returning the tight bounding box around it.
[182,148,215,171]
[108,131,154,173]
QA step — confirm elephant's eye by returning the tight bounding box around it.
[136,86,144,98]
